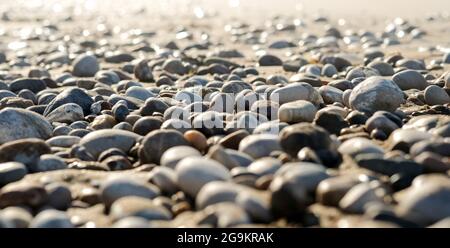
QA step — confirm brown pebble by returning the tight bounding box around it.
[184,130,208,153]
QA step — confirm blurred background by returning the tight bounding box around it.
[1,0,450,20]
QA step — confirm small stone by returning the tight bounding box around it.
[46,103,84,123]
[247,157,281,176]
[367,61,394,76]
[0,138,50,169]
[30,210,73,228]
[140,98,169,116]
[270,162,329,218]
[110,196,172,221]
[338,137,384,157]
[316,176,360,206]
[184,130,208,152]
[139,130,189,164]
[278,100,317,123]
[392,70,428,90]
[424,85,450,105]
[175,157,231,197]
[443,53,450,64]
[160,146,201,169]
[134,59,154,82]
[162,58,188,75]
[0,207,33,228]
[9,78,46,93]
[339,182,385,214]
[79,129,140,158]
[258,54,282,66]
[0,162,27,186]
[239,134,281,159]
[45,183,72,210]
[0,108,53,144]
[102,155,132,171]
[34,154,67,172]
[0,181,48,208]
[72,54,99,77]
[149,167,179,195]
[125,86,155,101]
[279,123,335,163]
[100,176,160,208]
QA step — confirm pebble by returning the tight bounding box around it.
[0,181,48,208]
[349,76,404,113]
[134,59,153,82]
[392,70,428,90]
[424,85,450,105]
[72,54,99,77]
[79,129,140,158]
[160,146,201,169]
[270,162,329,218]
[139,130,189,164]
[339,182,385,214]
[397,175,450,226]
[0,139,50,168]
[278,100,317,123]
[44,88,94,116]
[30,210,73,228]
[110,196,172,221]
[338,137,384,157]
[45,183,72,210]
[238,134,281,159]
[9,78,46,93]
[46,103,84,123]
[34,154,67,172]
[0,207,33,228]
[0,162,27,186]
[0,108,53,144]
[175,157,231,197]
[100,176,160,207]
[258,54,282,66]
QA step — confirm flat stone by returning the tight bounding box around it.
[239,134,281,159]
[278,100,317,123]
[79,129,140,158]
[100,176,160,207]
[110,196,172,221]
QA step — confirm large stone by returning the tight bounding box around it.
[0,108,53,144]
[46,103,84,124]
[349,77,404,114]
[44,88,94,116]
